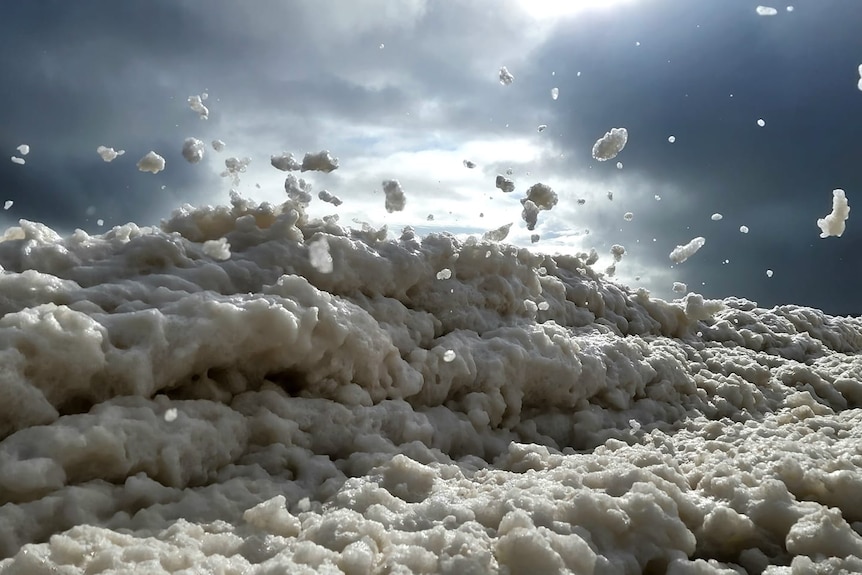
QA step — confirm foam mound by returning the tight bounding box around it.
[2,194,862,574]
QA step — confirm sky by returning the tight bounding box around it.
[1,0,862,314]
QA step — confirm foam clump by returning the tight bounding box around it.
[188,94,209,119]
[271,151,301,171]
[2,196,862,572]
[383,179,406,212]
[756,5,778,15]
[181,137,205,164]
[221,156,251,184]
[302,150,339,173]
[592,127,628,161]
[136,151,165,174]
[495,175,515,193]
[318,190,343,206]
[669,236,706,264]
[202,237,231,260]
[817,188,850,238]
[482,222,512,242]
[520,183,557,231]
[96,145,124,162]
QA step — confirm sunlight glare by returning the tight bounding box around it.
[517,0,638,20]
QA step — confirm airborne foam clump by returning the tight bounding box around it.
[551,87,559,100]
[521,200,539,231]
[858,64,862,92]
[96,146,124,162]
[136,151,165,174]
[524,182,557,211]
[383,179,406,212]
[181,138,205,164]
[271,152,301,172]
[668,135,676,143]
[318,190,343,206]
[495,175,515,193]
[756,5,778,15]
[537,124,547,133]
[669,236,706,264]
[740,225,749,234]
[611,244,626,262]
[592,127,628,161]
[817,188,850,238]
[624,212,634,221]
[519,183,557,231]
[212,139,226,152]
[498,66,514,85]
[463,159,476,169]
[284,174,313,205]
[221,156,251,183]
[10,157,25,165]
[301,150,339,173]
[188,94,209,119]
[16,144,30,156]
[3,201,13,210]
[672,281,687,294]
[483,222,512,242]
[711,213,723,221]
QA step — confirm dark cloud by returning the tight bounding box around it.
[2,0,862,314]
[529,0,862,314]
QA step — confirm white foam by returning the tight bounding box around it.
[96,146,124,162]
[3,197,862,572]
[301,151,339,173]
[669,236,706,264]
[271,152,301,172]
[181,138,205,164]
[136,151,165,174]
[188,94,209,119]
[383,180,406,212]
[591,127,628,161]
[817,189,850,238]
